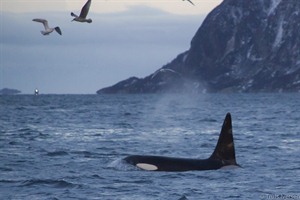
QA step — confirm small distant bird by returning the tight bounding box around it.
[183,0,195,6]
[71,0,92,23]
[32,18,62,35]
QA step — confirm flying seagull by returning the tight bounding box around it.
[71,0,92,23]
[32,19,62,35]
[183,0,195,6]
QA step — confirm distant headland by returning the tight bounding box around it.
[0,88,21,95]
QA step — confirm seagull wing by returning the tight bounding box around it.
[33,18,49,30]
[55,27,62,35]
[71,12,79,18]
[187,0,195,5]
[79,0,91,18]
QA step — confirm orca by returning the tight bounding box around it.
[124,113,240,171]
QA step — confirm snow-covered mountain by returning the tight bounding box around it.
[97,0,300,94]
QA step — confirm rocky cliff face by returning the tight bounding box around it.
[97,0,300,94]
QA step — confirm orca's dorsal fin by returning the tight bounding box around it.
[209,113,238,166]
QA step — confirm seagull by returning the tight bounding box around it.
[183,0,195,6]
[32,18,62,35]
[71,0,92,23]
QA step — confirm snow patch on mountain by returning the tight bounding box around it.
[273,16,284,48]
[268,0,281,15]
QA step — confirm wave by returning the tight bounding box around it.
[70,150,93,158]
[199,118,218,122]
[45,151,69,157]
[0,179,20,184]
[21,179,76,188]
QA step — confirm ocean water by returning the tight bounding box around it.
[0,94,299,200]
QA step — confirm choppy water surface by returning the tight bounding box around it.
[0,94,299,199]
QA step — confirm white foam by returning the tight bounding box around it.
[108,158,136,171]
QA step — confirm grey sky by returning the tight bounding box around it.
[0,3,220,94]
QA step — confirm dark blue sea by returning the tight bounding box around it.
[0,94,299,200]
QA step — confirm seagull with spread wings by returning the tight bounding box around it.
[32,19,62,35]
[71,0,92,23]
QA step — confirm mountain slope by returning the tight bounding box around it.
[97,0,300,94]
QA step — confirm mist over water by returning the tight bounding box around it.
[0,94,299,199]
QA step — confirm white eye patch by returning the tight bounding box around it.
[136,163,158,171]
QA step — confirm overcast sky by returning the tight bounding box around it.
[1,0,222,94]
